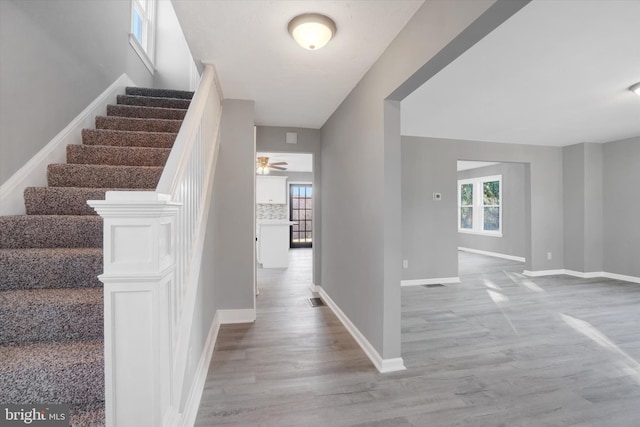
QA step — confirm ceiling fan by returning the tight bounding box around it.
[256,156,287,175]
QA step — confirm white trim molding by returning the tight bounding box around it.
[523,269,640,284]
[177,313,221,427]
[217,309,256,324]
[401,277,461,287]
[458,247,525,263]
[316,286,406,374]
[0,73,135,215]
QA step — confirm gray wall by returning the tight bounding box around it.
[0,0,154,185]
[457,163,527,259]
[0,0,195,186]
[402,136,562,281]
[563,143,604,273]
[209,100,256,311]
[153,0,194,91]
[320,0,527,359]
[603,137,640,278]
[256,126,321,286]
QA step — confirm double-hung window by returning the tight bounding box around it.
[130,0,156,73]
[458,175,502,236]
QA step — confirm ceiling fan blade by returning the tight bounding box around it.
[270,166,287,170]
[268,162,288,166]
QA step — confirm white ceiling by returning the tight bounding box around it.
[402,0,640,147]
[173,0,424,129]
[258,152,313,173]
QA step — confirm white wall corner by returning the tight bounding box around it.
[401,277,461,287]
[0,73,135,215]
[218,309,256,324]
[316,286,406,374]
[176,312,221,427]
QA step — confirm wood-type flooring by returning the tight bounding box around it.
[195,249,640,426]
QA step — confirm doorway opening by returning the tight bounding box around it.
[289,183,312,248]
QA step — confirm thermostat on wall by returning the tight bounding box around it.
[433,192,442,201]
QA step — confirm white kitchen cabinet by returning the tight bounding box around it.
[256,176,287,204]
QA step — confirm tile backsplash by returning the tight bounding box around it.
[257,204,287,220]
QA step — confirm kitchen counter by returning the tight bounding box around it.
[256,221,294,268]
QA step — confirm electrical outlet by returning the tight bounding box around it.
[547,252,552,260]
[433,192,442,201]
[402,260,409,269]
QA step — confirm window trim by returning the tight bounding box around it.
[129,0,156,74]
[458,174,503,237]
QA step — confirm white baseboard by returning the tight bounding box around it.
[523,269,640,284]
[217,308,256,324]
[316,286,406,374]
[309,284,320,293]
[178,312,221,427]
[401,277,460,287]
[0,73,135,215]
[458,247,525,263]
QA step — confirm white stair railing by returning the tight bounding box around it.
[89,64,222,427]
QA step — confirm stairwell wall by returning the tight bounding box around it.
[0,0,154,185]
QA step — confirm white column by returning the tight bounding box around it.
[89,192,181,427]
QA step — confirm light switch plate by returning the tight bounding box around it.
[433,193,442,201]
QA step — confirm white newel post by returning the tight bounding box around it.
[89,192,181,427]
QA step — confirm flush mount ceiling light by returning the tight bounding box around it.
[630,82,640,96]
[288,13,337,50]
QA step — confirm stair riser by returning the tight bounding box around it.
[25,187,105,216]
[96,116,182,133]
[66,144,170,167]
[48,164,162,189]
[117,94,190,109]
[125,86,194,99]
[82,129,176,148]
[107,104,187,120]
[0,357,104,405]
[0,249,103,291]
[0,216,102,249]
[0,300,103,344]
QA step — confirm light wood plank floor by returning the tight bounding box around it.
[195,250,640,426]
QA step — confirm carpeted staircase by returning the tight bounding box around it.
[0,87,192,426]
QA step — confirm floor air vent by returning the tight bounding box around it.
[308,297,326,307]
[422,284,445,288]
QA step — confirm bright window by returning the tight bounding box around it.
[458,175,502,236]
[130,0,156,73]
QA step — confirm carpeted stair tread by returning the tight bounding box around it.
[48,164,162,188]
[125,86,194,100]
[0,340,104,405]
[96,116,182,133]
[69,401,105,427]
[107,104,187,120]
[82,129,176,148]
[117,94,190,110]
[0,288,103,344]
[24,187,142,216]
[66,144,171,167]
[0,247,102,291]
[0,215,102,249]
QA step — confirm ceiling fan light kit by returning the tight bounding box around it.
[257,156,288,175]
[288,13,336,50]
